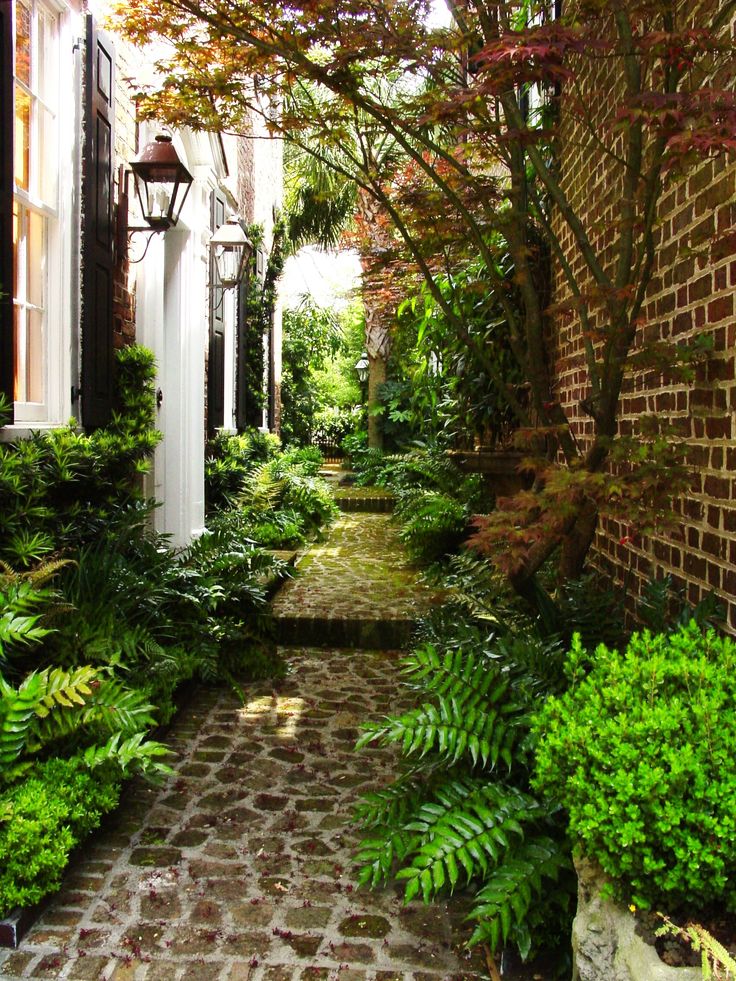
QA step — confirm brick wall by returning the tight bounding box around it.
[236,121,256,224]
[551,19,736,629]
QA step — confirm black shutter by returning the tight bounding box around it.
[81,15,115,429]
[0,0,14,418]
[207,191,226,435]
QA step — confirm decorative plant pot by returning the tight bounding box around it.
[447,449,531,497]
[571,857,700,981]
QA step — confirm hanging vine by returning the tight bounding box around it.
[239,216,286,427]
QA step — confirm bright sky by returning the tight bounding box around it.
[427,0,452,28]
[280,246,362,312]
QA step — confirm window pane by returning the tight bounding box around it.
[13,304,24,402]
[27,210,44,308]
[26,308,44,403]
[14,86,30,190]
[12,306,45,405]
[37,6,56,105]
[15,0,31,87]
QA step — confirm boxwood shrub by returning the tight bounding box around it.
[0,758,120,915]
[533,623,736,912]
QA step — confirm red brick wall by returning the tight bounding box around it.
[237,122,257,224]
[550,26,736,630]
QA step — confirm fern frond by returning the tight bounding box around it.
[84,677,158,733]
[0,557,71,589]
[397,783,542,902]
[35,665,96,716]
[354,772,427,830]
[0,672,44,766]
[82,731,173,778]
[467,837,571,953]
[0,612,51,653]
[355,829,421,888]
[0,666,100,765]
[401,644,509,709]
[359,694,524,769]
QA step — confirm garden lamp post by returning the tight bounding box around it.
[355,351,370,384]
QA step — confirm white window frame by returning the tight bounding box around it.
[9,0,74,430]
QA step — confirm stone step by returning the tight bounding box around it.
[332,487,395,513]
[275,613,415,649]
[270,514,444,651]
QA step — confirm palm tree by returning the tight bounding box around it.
[283,83,405,448]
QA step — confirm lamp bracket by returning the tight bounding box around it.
[126,227,163,264]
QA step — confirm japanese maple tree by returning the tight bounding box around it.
[113,0,736,600]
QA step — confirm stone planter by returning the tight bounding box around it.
[446,449,531,498]
[572,857,700,981]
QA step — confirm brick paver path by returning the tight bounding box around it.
[273,514,442,624]
[0,528,483,981]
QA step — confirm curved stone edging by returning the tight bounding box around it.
[572,857,700,981]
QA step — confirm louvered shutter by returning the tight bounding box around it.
[81,15,115,429]
[0,0,13,417]
[207,191,226,435]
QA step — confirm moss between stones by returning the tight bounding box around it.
[338,915,392,939]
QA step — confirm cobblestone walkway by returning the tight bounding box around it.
[274,515,441,623]
[0,652,483,981]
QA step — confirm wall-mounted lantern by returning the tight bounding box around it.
[355,351,370,384]
[117,134,193,262]
[130,134,193,231]
[210,215,253,289]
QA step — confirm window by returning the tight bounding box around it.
[12,0,59,421]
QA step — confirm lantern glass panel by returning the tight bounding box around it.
[215,245,243,288]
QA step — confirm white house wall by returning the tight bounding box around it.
[5,0,284,545]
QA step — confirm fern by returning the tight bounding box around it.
[82,731,172,778]
[0,665,161,781]
[0,560,69,663]
[401,643,510,708]
[398,782,541,901]
[657,916,736,981]
[468,838,571,955]
[0,673,46,768]
[354,771,429,830]
[359,692,524,769]
[355,828,421,888]
[355,611,574,964]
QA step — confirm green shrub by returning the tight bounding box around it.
[0,345,160,564]
[45,512,285,712]
[280,445,323,473]
[205,429,282,512]
[0,757,120,915]
[533,623,736,912]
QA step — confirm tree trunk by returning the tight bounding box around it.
[558,499,599,583]
[357,187,393,452]
[367,353,386,449]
